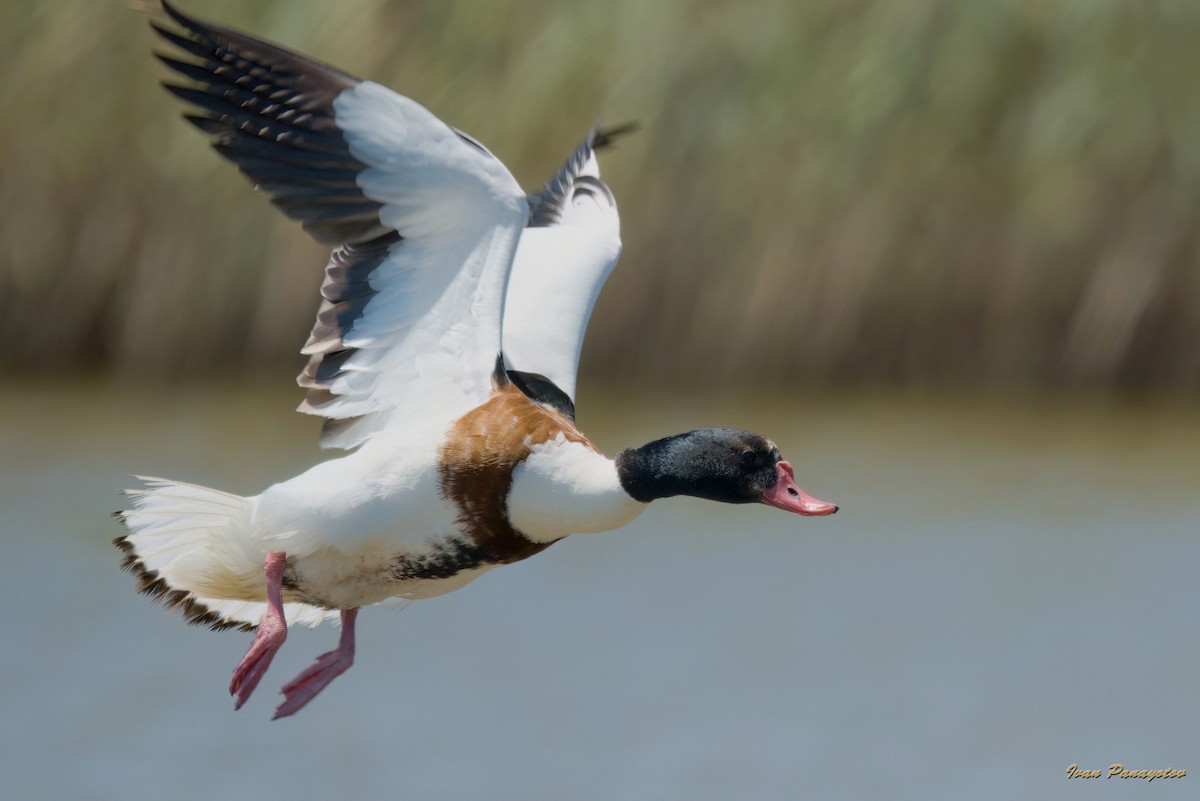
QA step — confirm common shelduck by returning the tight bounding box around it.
[116,1,838,719]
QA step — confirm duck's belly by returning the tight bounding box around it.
[281,540,501,610]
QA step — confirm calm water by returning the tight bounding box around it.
[2,381,1198,800]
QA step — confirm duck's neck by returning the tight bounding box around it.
[508,428,774,543]
[507,438,646,543]
[614,432,744,504]
[614,439,687,502]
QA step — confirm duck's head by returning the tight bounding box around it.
[616,428,837,516]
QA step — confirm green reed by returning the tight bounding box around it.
[3,0,1198,392]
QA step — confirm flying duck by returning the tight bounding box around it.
[116,1,838,720]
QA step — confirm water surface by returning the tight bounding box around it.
[2,382,1197,800]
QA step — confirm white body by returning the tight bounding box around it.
[125,430,644,627]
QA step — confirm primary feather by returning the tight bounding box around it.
[154,0,529,450]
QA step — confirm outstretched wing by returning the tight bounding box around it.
[152,1,528,449]
[502,125,635,419]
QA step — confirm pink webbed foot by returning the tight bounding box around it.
[230,610,286,709]
[273,608,358,720]
[230,551,288,710]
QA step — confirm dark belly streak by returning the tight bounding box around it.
[388,538,491,582]
[278,537,542,610]
[279,565,328,608]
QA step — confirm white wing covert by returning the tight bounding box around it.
[502,126,633,418]
[154,2,528,449]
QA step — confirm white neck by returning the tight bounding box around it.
[508,435,645,543]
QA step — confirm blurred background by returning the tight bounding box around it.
[1,1,1198,800]
[4,0,1200,390]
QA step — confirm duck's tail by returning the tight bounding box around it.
[114,477,332,630]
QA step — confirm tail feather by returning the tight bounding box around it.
[114,477,333,631]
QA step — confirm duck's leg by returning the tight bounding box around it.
[230,551,288,709]
[273,608,358,720]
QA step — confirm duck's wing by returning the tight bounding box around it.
[501,125,636,420]
[152,1,528,449]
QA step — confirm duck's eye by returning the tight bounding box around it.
[740,450,757,465]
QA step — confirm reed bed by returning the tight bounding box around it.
[3,0,1198,392]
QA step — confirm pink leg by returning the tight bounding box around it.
[229,551,288,710]
[273,608,358,720]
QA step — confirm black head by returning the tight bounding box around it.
[615,428,837,515]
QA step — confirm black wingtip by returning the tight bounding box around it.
[158,0,192,29]
[140,2,194,34]
[593,121,640,150]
